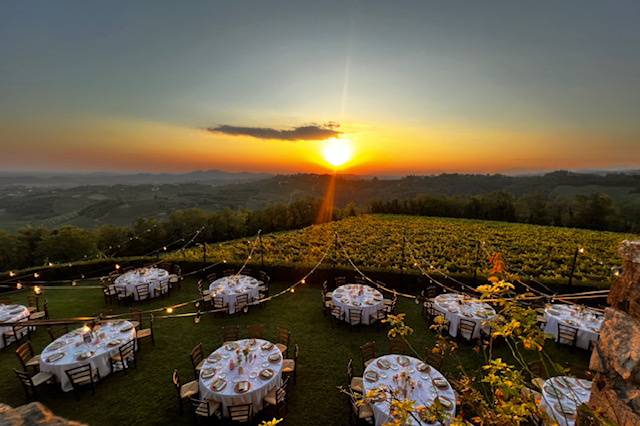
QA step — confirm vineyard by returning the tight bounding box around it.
[174,214,638,286]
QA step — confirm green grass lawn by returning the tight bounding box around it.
[0,278,591,425]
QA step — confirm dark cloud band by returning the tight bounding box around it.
[207,123,340,141]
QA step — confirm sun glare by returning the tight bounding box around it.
[322,138,353,169]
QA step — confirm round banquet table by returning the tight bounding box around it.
[332,284,384,325]
[433,293,496,339]
[198,338,283,417]
[544,304,602,350]
[39,321,136,391]
[363,354,455,426]
[540,376,591,426]
[0,304,31,349]
[208,275,261,314]
[114,268,169,301]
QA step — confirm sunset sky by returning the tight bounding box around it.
[1,0,639,175]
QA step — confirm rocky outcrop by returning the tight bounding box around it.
[0,403,86,426]
[579,240,640,425]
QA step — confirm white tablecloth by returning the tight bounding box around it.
[332,284,384,325]
[433,294,495,339]
[363,354,455,426]
[544,304,602,350]
[209,275,261,314]
[114,268,169,301]
[39,321,136,391]
[199,339,283,417]
[540,376,591,426]
[0,304,31,349]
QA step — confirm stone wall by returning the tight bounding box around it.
[0,403,85,426]
[580,240,640,425]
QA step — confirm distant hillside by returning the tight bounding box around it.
[0,170,638,230]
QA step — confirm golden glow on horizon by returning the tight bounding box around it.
[322,138,353,169]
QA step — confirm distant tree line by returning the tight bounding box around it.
[370,192,640,233]
[0,198,357,272]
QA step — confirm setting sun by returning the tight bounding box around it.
[322,138,353,168]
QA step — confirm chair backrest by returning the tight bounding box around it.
[172,369,181,392]
[206,273,217,283]
[135,283,150,300]
[115,285,128,299]
[27,295,40,311]
[118,340,136,361]
[292,344,299,361]
[558,323,578,345]
[191,343,204,367]
[346,358,354,382]
[274,378,288,405]
[12,322,28,338]
[15,342,33,369]
[458,319,477,340]
[247,324,265,339]
[14,369,35,393]
[213,296,226,309]
[349,309,363,325]
[130,310,143,327]
[360,341,376,362]
[65,364,94,388]
[227,403,252,423]
[258,270,270,283]
[222,325,240,342]
[334,276,346,287]
[223,269,235,277]
[277,327,290,346]
[235,294,249,307]
[331,305,342,318]
[191,397,216,417]
[322,281,328,294]
[426,285,437,299]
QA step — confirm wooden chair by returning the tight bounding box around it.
[154,279,170,298]
[360,341,376,370]
[370,308,387,325]
[27,295,40,313]
[334,276,347,287]
[47,325,69,342]
[258,270,270,284]
[172,369,198,414]
[264,377,288,418]
[276,327,290,357]
[537,315,547,330]
[65,364,99,399]
[206,272,218,282]
[322,293,334,317]
[432,309,451,335]
[3,321,30,347]
[136,314,154,346]
[212,296,228,312]
[222,269,235,277]
[135,283,151,301]
[283,344,299,384]
[29,299,48,320]
[388,337,409,354]
[191,343,205,379]
[247,324,265,339]
[557,323,579,347]
[128,309,142,330]
[15,341,41,372]
[347,358,363,394]
[350,394,374,425]
[190,396,222,424]
[227,403,253,424]
[168,274,180,291]
[222,325,240,343]
[114,285,132,304]
[110,340,137,373]
[234,294,249,313]
[348,308,363,326]
[457,319,477,341]
[331,305,343,322]
[14,369,53,401]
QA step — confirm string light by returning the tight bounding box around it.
[301,279,306,284]
[16,282,22,290]
[115,264,121,270]
[578,247,585,254]
[33,285,42,295]
[166,307,173,314]
[9,271,15,277]
[33,272,40,278]
[48,262,54,267]
[163,246,167,251]
[72,280,77,286]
